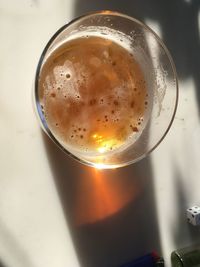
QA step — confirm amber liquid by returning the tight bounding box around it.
[39,36,149,156]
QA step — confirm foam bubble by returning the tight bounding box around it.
[50,93,56,98]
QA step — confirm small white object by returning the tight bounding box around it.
[187,206,200,226]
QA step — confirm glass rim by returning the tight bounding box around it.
[34,10,179,169]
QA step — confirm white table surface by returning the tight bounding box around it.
[1,1,200,267]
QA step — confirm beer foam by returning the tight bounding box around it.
[39,36,150,156]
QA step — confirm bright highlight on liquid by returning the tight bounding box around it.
[92,133,120,154]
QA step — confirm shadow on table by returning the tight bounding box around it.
[74,0,200,115]
[43,132,161,267]
[40,1,200,265]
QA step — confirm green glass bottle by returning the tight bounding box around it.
[171,245,200,267]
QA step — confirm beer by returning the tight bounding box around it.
[38,36,149,156]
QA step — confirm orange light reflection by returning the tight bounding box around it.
[75,167,139,225]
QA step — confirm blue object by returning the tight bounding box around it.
[120,253,160,267]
